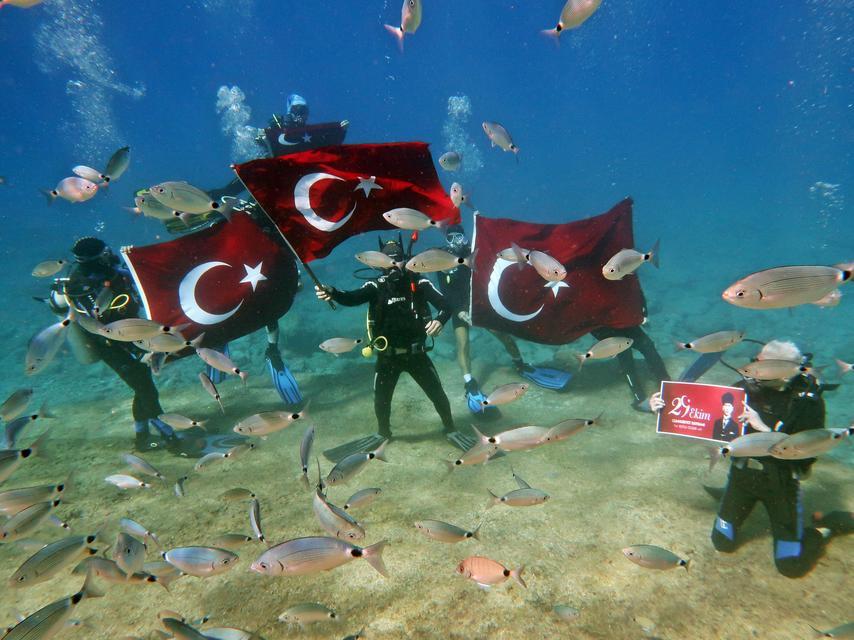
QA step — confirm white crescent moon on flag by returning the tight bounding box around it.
[488,258,544,322]
[294,172,356,232]
[179,261,243,325]
[277,133,299,146]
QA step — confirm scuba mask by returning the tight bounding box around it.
[445,224,468,256]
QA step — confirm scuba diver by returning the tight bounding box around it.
[436,224,572,420]
[652,340,852,578]
[46,238,183,453]
[253,93,310,154]
[314,235,457,460]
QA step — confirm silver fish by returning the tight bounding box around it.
[2,573,103,640]
[456,555,526,588]
[202,628,256,640]
[836,359,853,376]
[212,533,254,549]
[622,545,690,571]
[313,483,365,541]
[720,431,788,458]
[25,316,72,375]
[722,263,853,309]
[196,347,248,383]
[326,441,388,486]
[482,121,519,158]
[602,241,660,280]
[528,249,566,282]
[119,518,160,547]
[132,190,179,221]
[676,330,745,353]
[488,425,551,452]
[736,359,816,381]
[576,337,633,367]
[150,181,226,215]
[0,500,65,542]
[219,487,256,502]
[438,151,462,172]
[105,474,151,490]
[194,452,227,472]
[384,0,422,50]
[251,536,387,577]
[554,604,580,621]
[0,432,47,485]
[199,372,224,413]
[3,403,54,449]
[31,260,67,278]
[114,532,147,577]
[135,331,203,353]
[158,413,206,431]
[0,388,33,421]
[161,618,209,640]
[355,250,403,270]
[443,438,499,472]
[8,532,100,588]
[225,442,256,459]
[414,519,480,543]
[768,427,851,460]
[234,408,306,437]
[448,182,472,209]
[405,248,474,274]
[278,602,339,626]
[542,416,600,443]
[486,473,549,509]
[102,145,130,182]
[101,318,182,342]
[344,487,382,511]
[382,207,444,231]
[482,382,529,407]
[162,546,238,577]
[0,478,68,515]
[320,337,364,355]
[121,453,165,482]
[249,498,265,543]
[74,557,162,587]
[300,425,315,483]
[41,176,98,204]
[809,622,854,638]
[543,0,602,36]
[174,475,189,497]
[71,165,101,182]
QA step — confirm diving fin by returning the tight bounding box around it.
[323,434,387,463]
[519,365,572,391]
[205,343,229,385]
[465,387,501,420]
[265,347,303,407]
[445,429,506,458]
[678,352,722,382]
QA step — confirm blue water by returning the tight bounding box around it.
[0,2,852,639]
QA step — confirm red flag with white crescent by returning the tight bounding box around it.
[470,198,646,345]
[234,142,460,262]
[121,213,299,345]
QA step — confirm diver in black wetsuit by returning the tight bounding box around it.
[47,237,179,452]
[315,238,456,441]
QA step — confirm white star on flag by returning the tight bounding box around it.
[302,133,312,143]
[240,262,267,291]
[544,280,569,298]
[354,176,383,198]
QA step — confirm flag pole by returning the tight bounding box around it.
[230,165,336,310]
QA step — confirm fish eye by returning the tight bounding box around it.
[259,562,268,569]
[17,576,25,582]
[736,290,745,297]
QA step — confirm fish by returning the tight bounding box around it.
[174,475,189,497]
[542,0,603,37]
[482,121,519,158]
[200,628,256,640]
[814,289,842,308]
[132,190,186,223]
[161,618,209,640]
[414,519,480,543]
[542,416,600,443]
[438,151,462,171]
[0,479,68,515]
[3,403,54,449]
[74,557,160,587]
[809,621,854,638]
[482,382,529,407]
[150,180,231,217]
[162,546,238,577]
[343,630,367,640]
[71,165,102,182]
[554,605,580,621]
[489,425,551,452]
[101,145,130,182]
[835,359,853,376]
[251,536,387,577]
[158,413,206,431]
[405,248,475,274]
[31,260,67,278]
[135,331,203,353]
[199,372,225,413]
[0,500,65,542]
[736,359,816,381]
[456,556,526,589]
[219,488,256,502]
[622,545,690,571]
[234,408,307,437]
[382,207,444,231]
[41,176,98,204]
[722,263,853,309]
[194,452,227,472]
[119,518,160,547]
[320,338,364,355]
[443,438,499,472]
[113,532,147,577]
[104,474,151,490]
[719,431,788,459]
[101,318,184,342]
[196,347,248,383]
[326,441,388,486]
[278,602,339,627]
[448,182,472,209]
[497,246,529,263]
[1,388,33,421]
[0,432,48,485]
[25,316,72,375]
[313,485,365,541]
[355,250,403,270]
[384,0,422,51]
[768,427,851,460]
[602,241,660,280]
[8,532,100,588]
[2,572,104,640]
[486,471,549,509]
[300,425,315,485]
[249,498,265,543]
[212,533,254,549]
[576,337,633,367]
[344,487,382,511]
[675,330,746,353]
[121,453,166,482]
[528,249,567,282]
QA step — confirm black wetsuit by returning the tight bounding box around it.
[711,376,826,578]
[591,325,670,405]
[435,250,470,329]
[327,272,455,438]
[61,262,163,423]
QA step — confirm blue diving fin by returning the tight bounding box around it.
[266,347,303,406]
[678,352,723,382]
[204,343,229,385]
[519,365,572,391]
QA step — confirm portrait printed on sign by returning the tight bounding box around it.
[656,381,748,444]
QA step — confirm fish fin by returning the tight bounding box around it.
[707,446,723,472]
[217,200,234,222]
[189,332,205,349]
[485,490,499,510]
[511,467,531,489]
[673,339,689,351]
[384,23,404,52]
[465,248,478,272]
[440,459,457,477]
[574,353,586,368]
[123,206,141,216]
[38,402,56,419]
[39,188,56,206]
[178,211,194,226]
[81,570,106,599]
[470,523,482,541]
[649,238,660,268]
[469,424,490,447]
[372,439,389,462]
[511,565,527,588]
[835,358,852,376]
[682,558,691,573]
[540,28,562,47]
[362,539,388,577]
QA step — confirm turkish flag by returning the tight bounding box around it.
[234,142,460,262]
[471,198,646,345]
[121,213,299,346]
